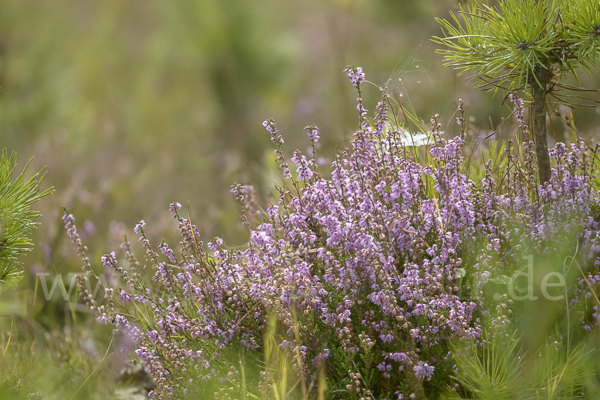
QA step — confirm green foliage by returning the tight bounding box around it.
[433,0,600,184]
[450,331,594,400]
[564,0,600,69]
[433,0,600,93]
[0,150,52,289]
[450,330,523,399]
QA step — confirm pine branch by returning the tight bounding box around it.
[0,150,53,290]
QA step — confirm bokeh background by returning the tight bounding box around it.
[0,0,599,397]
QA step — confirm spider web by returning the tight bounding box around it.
[382,40,439,101]
[380,40,443,137]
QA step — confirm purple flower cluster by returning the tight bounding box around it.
[63,68,600,399]
[413,361,435,380]
[508,92,526,128]
[343,66,365,88]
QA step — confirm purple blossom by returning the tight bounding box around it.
[157,242,176,263]
[304,125,320,143]
[413,361,435,380]
[134,220,146,234]
[208,238,223,251]
[508,92,526,128]
[343,66,365,88]
[263,119,283,144]
[120,290,132,303]
[169,202,182,215]
[62,212,74,227]
[101,251,117,268]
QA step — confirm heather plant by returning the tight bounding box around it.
[64,67,600,399]
[434,0,600,184]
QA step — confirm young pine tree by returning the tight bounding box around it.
[0,151,52,290]
[434,0,600,183]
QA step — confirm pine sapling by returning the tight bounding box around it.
[433,0,600,183]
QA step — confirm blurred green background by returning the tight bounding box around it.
[2,0,468,247]
[0,0,599,397]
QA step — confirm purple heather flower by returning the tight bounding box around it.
[62,212,74,227]
[120,290,132,303]
[169,202,182,215]
[508,93,526,128]
[101,251,117,268]
[148,330,159,342]
[388,353,409,363]
[157,242,176,263]
[413,361,435,380]
[343,66,365,88]
[263,119,283,144]
[208,238,223,251]
[133,220,146,234]
[157,262,167,276]
[304,125,320,143]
